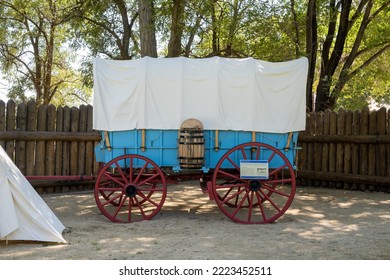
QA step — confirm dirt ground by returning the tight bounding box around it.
[1,181,389,260]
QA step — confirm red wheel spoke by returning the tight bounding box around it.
[127,200,132,222]
[265,178,292,185]
[214,182,245,190]
[98,187,123,192]
[101,191,124,207]
[137,191,160,207]
[261,184,291,198]
[112,195,128,219]
[134,161,148,183]
[268,151,277,162]
[255,191,267,221]
[255,146,261,160]
[226,156,240,171]
[231,190,249,217]
[216,169,241,182]
[138,173,160,186]
[240,147,247,159]
[132,196,148,219]
[128,157,134,183]
[221,187,246,205]
[247,191,255,223]
[114,161,128,184]
[269,163,288,176]
[259,189,281,212]
[102,172,126,188]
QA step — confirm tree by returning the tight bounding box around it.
[0,0,89,105]
[72,0,140,60]
[138,0,157,57]
[310,0,390,111]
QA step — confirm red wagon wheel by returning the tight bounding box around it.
[212,142,296,224]
[94,154,167,223]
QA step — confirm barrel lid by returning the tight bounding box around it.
[180,119,203,130]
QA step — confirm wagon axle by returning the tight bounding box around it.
[248,180,261,191]
[125,184,138,197]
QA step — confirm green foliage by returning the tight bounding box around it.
[0,0,92,105]
[0,0,388,108]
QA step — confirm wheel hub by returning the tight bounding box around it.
[248,180,261,191]
[125,184,138,197]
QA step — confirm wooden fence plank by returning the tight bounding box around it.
[5,100,16,159]
[343,111,353,189]
[35,105,47,194]
[55,106,64,193]
[321,110,331,187]
[62,106,71,192]
[70,107,79,191]
[336,110,345,188]
[77,105,87,191]
[359,108,369,191]
[55,106,64,174]
[314,111,323,187]
[387,109,390,181]
[45,105,56,194]
[85,105,94,177]
[306,112,316,186]
[15,103,27,175]
[351,110,361,190]
[0,100,5,148]
[368,111,376,191]
[26,101,36,176]
[328,111,337,188]
[377,108,387,178]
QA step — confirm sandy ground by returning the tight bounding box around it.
[1,181,389,260]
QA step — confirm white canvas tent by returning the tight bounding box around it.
[0,145,67,243]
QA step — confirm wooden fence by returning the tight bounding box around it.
[0,100,389,194]
[297,108,390,192]
[0,100,101,194]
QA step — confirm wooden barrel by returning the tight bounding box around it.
[178,119,205,169]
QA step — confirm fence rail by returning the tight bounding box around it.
[1,100,389,193]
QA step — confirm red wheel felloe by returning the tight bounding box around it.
[212,142,296,224]
[94,154,167,223]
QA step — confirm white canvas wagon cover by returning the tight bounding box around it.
[93,56,308,133]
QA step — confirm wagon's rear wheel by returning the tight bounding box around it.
[94,154,167,223]
[212,142,296,224]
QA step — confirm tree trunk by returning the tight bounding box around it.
[315,0,353,112]
[211,0,218,54]
[167,0,185,57]
[113,0,132,59]
[305,0,317,111]
[138,0,157,57]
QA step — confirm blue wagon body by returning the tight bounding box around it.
[95,129,299,171]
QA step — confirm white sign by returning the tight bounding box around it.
[240,160,269,179]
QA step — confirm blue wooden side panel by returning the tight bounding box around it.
[95,130,300,171]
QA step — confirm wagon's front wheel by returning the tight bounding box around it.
[212,142,296,224]
[94,154,167,223]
